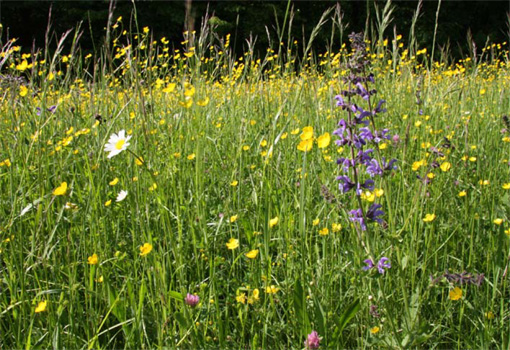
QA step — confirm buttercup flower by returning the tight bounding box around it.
[53,182,68,196]
[104,130,131,158]
[226,238,239,250]
[139,243,153,256]
[35,300,47,313]
[87,253,99,265]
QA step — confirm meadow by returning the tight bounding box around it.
[1,9,510,349]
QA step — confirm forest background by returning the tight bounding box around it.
[1,0,510,61]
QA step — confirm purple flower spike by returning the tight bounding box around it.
[367,203,384,224]
[305,330,321,349]
[184,293,200,308]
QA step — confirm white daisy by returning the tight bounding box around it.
[116,190,128,202]
[104,130,132,158]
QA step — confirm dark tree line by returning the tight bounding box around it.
[1,0,509,59]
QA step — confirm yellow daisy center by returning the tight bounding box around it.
[115,139,125,150]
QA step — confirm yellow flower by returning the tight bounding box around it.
[423,213,436,222]
[35,300,47,313]
[242,145,250,151]
[197,97,209,106]
[449,286,462,301]
[479,180,490,186]
[502,183,510,190]
[162,83,176,93]
[139,243,153,256]
[312,218,320,226]
[135,157,144,166]
[317,132,331,148]
[458,190,467,197]
[19,85,28,97]
[53,182,68,196]
[485,311,495,320]
[187,153,196,160]
[378,142,387,150]
[245,249,259,259]
[109,178,119,186]
[148,183,157,191]
[440,162,451,172]
[104,199,112,207]
[291,128,300,135]
[230,180,238,187]
[265,285,280,294]
[297,138,313,152]
[493,218,503,225]
[87,253,98,265]
[300,126,314,141]
[332,223,342,232]
[370,326,380,334]
[236,292,246,304]
[319,227,329,236]
[226,238,239,250]
[230,215,238,223]
[0,159,11,167]
[260,139,268,147]
[269,216,279,228]
[374,189,384,197]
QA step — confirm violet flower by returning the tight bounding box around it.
[184,293,200,308]
[305,330,321,349]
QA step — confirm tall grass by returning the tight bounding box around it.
[0,5,510,349]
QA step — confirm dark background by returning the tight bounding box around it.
[1,0,509,59]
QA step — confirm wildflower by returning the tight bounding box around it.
[245,249,259,259]
[184,293,200,308]
[139,243,153,256]
[230,215,238,223]
[116,190,128,202]
[440,162,451,172]
[449,286,462,301]
[503,183,510,190]
[109,178,119,186]
[312,218,320,226]
[19,85,28,97]
[87,253,98,265]
[35,300,47,313]
[230,180,238,186]
[376,257,391,274]
[297,138,313,152]
[104,130,131,158]
[319,227,329,236]
[265,285,280,294]
[187,153,196,160]
[363,257,391,274]
[423,213,436,222]
[305,330,320,350]
[269,216,279,228]
[317,132,331,148]
[458,190,467,197]
[370,326,380,334]
[52,182,67,196]
[135,157,144,166]
[236,292,246,304]
[485,311,495,320]
[104,200,112,207]
[300,126,314,140]
[226,238,239,250]
[332,223,342,232]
